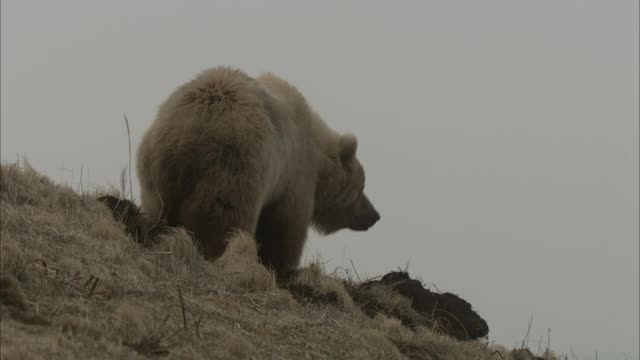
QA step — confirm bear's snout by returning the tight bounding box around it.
[350,209,380,231]
[349,195,380,231]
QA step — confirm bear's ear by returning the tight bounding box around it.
[339,134,358,165]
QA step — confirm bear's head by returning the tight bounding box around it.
[313,134,380,235]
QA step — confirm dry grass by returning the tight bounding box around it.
[0,162,557,360]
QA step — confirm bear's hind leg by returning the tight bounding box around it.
[178,175,262,261]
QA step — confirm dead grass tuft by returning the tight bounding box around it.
[282,262,357,311]
[346,277,434,330]
[214,231,277,292]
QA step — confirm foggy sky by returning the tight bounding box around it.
[1,1,638,359]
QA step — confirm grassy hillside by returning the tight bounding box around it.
[0,163,557,360]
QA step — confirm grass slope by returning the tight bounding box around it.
[0,163,556,360]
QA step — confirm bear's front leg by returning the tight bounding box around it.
[255,194,313,276]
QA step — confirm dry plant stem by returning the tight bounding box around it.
[177,285,188,332]
[123,113,134,201]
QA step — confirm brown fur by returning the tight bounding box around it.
[136,66,380,274]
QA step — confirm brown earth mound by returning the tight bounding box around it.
[357,272,489,341]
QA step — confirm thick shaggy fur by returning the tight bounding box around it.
[136,67,379,274]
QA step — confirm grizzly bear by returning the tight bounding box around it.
[136,66,380,275]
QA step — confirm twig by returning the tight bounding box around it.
[236,323,250,336]
[79,164,84,194]
[177,285,188,331]
[430,282,441,293]
[148,314,171,339]
[83,275,96,288]
[486,350,506,359]
[247,303,265,315]
[195,316,204,339]
[88,277,100,297]
[537,335,543,355]
[120,166,128,198]
[521,314,534,348]
[350,260,361,283]
[124,114,134,201]
[402,258,411,273]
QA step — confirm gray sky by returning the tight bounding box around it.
[1,1,638,358]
